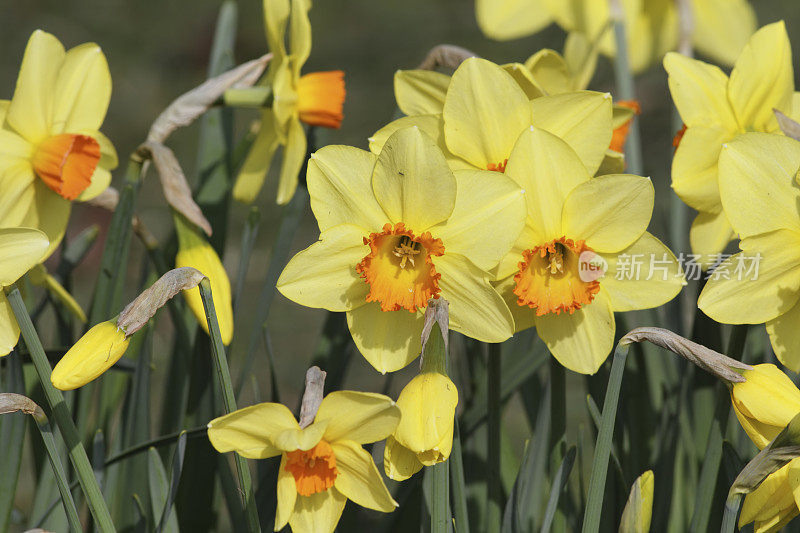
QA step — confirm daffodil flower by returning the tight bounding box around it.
[477,0,756,73]
[174,214,233,345]
[0,227,49,356]
[277,126,526,373]
[51,320,130,391]
[665,21,799,264]
[373,57,612,179]
[207,391,400,533]
[698,133,800,371]
[233,0,345,205]
[494,127,684,374]
[729,364,800,532]
[0,30,117,259]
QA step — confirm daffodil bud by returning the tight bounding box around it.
[731,364,800,449]
[174,214,233,345]
[51,320,130,391]
[620,471,654,533]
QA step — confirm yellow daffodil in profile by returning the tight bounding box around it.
[174,214,233,345]
[0,227,49,356]
[495,127,684,374]
[477,0,756,72]
[233,0,345,205]
[372,57,612,179]
[665,22,798,264]
[698,133,800,371]
[278,126,526,373]
[0,30,117,258]
[208,391,400,533]
[729,364,800,532]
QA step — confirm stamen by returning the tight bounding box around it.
[487,158,508,173]
[284,440,338,496]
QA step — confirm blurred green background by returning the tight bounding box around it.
[2,0,800,527]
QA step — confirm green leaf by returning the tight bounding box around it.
[541,446,577,533]
[156,432,187,533]
[0,355,28,531]
[149,447,180,533]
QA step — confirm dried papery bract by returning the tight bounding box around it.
[86,186,158,250]
[417,44,478,71]
[298,366,327,428]
[0,393,44,419]
[774,108,800,142]
[620,326,752,383]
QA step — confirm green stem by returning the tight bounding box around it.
[582,342,629,533]
[431,459,449,533]
[198,279,261,533]
[720,493,743,533]
[6,286,116,532]
[450,418,470,533]
[609,0,643,175]
[486,342,502,533]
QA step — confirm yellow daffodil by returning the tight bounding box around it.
[208,391,400,533]
[0,227,49,356]
[277,126,526,373]
[729,364,800,532]
[392,40,634,173]
[50,320,130,391]
[494,127,684,374]
[665,22,799,264]
[477,0,756,72]
[373,57,612,179]
[174,214,233,345]
[233,0,345,205]
[384,337,457,480]
[0,30,117,259]
[698,133,800,371]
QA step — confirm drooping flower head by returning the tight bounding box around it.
[698,133,800,371]
[0,30,117,259]
[208,391,400,533]
[494,127,684,374]
[477,0,756,73]
[278,126,526,373]
[665,21,798,264]
[0,227,49,356]
[233,0,346,205]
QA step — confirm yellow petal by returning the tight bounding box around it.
[689,211,735,268]
[275,454,297,531]
[277,117,307,205]
[767,300,800,372]
[307,145,386,232]
[19,181,71,260]
[207,402,299,459]
[476,0,552,40]
[288,488,346,533]
[8,30,65,144]
[52,43,111,134]
[346,302,423,374]
[0,162,36,229]
[289,0,311,76]
[274,419,327,452]
[0,227,49,286]
[563,31,599,91]
[316,391,400,445]
[501,63,544,100]
[531,91,612,175]
[77,166,112,202]
[596,150,625,176]
[691,0,755,67]
[732,403,781,450]
[432,169,526,271]
[494,223,539,282]
[233,110,280,204]
[0,292,21,357]
[394,70,450,116]
[728,21,794,133]
[371,126,456,231]
[332,440,397,512]
[393,372,458,455]
[740,463,797,528]
[562,174,653,253]
[663,52,737,131]
[671,126,731,213]
[27,264,86,323]
[505,127,590,241]
[277,224,370,312]
[264,0,290,64]
[494,274,536,334]
[0,126,33,161]
[732,364,800,434]
[175,216,234,345]
[384,435,423,482]
[698,230,800,325]
[436,254,515,343]
[599,232,684,312]
[718,133,800,238]
[535,288,615,375]
[525,49,572,95]
[50,320,131,390]
[442,58,531,169]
